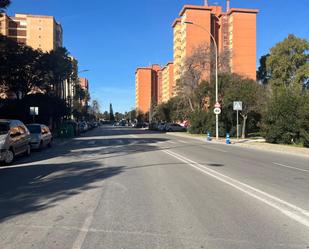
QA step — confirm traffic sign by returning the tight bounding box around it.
[214,107,221,115]
[214,102,221,109]
[30,106,39,116]
[233,101,242,111]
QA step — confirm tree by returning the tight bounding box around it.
[39,47,73,98]
[0,0,10,13]
[262,87,302,144]
[109,103,115,121]
[114,112,124,121]
[257,54,270,85]
[266,34,309,88]
[0,36,46,98]
[220,74,264,138]
[91,99,100,120]
[177,43,230,112]
[261,34,309,146]
[102,111,109,120]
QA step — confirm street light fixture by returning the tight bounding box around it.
[78,69,90,74]
[184,21,220,140]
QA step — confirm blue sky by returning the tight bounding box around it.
[7,0,309,113]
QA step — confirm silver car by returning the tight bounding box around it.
[0,119,31,164]
[26,124,53,149]
[166,123,187,132]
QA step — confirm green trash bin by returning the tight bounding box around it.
[58,124,74,138]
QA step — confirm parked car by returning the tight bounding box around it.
[79,122,88,133]
[0,119,31,164]
[157,122,167,131]
[26,124,53,150]
[165,123,187,132]
[133,122,148,128]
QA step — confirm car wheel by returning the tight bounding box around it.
[25,145,31,156]
[47,139,52,148]
[4,149,14,164]
[39,141,43,150]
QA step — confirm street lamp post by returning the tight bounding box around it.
[184,21,219,140]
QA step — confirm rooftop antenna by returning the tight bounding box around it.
[204,0,208,6]
[227,0,230,11]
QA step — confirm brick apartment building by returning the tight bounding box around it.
[173,2,258,83]
[135,65,161,114]
[0,13,62,52]
[135,1,258,114]
[79,78,89,107]
[161,62,174,103]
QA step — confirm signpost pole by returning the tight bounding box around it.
[236,110,239,140]
[233,101,242,141]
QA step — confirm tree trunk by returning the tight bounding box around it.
[188,98,194,112]
[241,114,247,139]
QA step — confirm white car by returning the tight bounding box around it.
[26,124,53,149]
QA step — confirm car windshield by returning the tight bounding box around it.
[0,123,9,135]
[26,125,41,134]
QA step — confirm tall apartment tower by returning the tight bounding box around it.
[161,62,174,103]
[0,13,62,51]
[135,65,161,114]
[173,5,212,85]
[173,2,258,82]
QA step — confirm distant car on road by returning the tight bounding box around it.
[166,123,187,132]
[133,122,147,128]
[0,119,31,164]
[26,124,53,150]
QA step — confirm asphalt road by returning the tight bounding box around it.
[0,126,308,249]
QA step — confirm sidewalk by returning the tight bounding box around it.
[167,132,309,157]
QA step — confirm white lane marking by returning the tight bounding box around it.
[71,183,105,249]
[70,146,108,152]
[71,214,94,249]
[163,150,309,228]
[177,140,189,144]
[272,162,309,173]
[166,141,176,144]
[129,135,138,138]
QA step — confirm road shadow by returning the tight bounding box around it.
[0,160,123,223]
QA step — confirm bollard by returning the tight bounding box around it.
[207,131,212,141]
[226,133,231,144]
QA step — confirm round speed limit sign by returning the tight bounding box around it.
[214,107,221,115]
